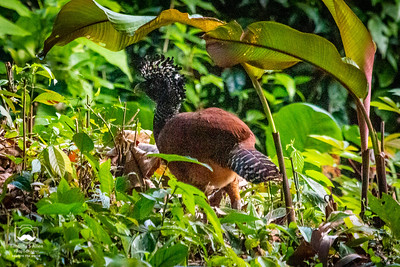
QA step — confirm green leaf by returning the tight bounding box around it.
[115,176,128,192]
[148,153,213,171]
[0,15,29,37]
[327,211,351,222]
[273,73,296,101]
[83,215,113,245]
[31,63,56,84]
[40,0,223,57]
[37,179,86,215]
[37,202,86,215]
[322,0,375,85]
[73,132,94,153]
[220,211,260,224]
[33,91,65,105]
[342,125,361,147]
[195,195,224,243]
[371,101,400,114]
[305,170,334,188]
[204,20,368,98]
[108,258,151,267]
[291,149,304,173]
[301,174,329,212]
[87,240,106,266]
[246,109,266,123]
[99,159,113,196]
[368,192,400,238]
[169,180,195,215]
[309,135,358,153]
[43,146,73,177]
[133,196,155,221]
[379,96,398,109]
[57,178,70,194]
[78,38,133,81]
[266,103,342,157]
[205,21,299,69]
[10,171,32,192]
[150,244,188,267]
[0,0,31,17]
[298,226,313,243]
[58,188,85,204]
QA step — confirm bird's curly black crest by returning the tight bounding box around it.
[138,55,186,102]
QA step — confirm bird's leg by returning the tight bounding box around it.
[225,176,242,210]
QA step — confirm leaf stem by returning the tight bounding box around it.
[354,97,379,153]
[243,64,295,224]
[353,96,387,196]
[161,186,177,227]
[249,72,277,133]
[360,149,369,220]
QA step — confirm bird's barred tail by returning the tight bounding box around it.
[228,148,280,183]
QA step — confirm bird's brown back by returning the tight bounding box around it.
[157,107,256,166]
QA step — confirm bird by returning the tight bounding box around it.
[136,55,280,209]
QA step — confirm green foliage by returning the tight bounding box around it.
[148,153,213,171]
[368,192,400,239]
[266,103,342,157]
[0,0,399,266]
[36,178,87,215]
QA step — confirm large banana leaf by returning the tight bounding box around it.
[40,0,223,57]
[41,0,369,100]
[322,0,375,85]
[322,0,376,151]
[203,21,368,99]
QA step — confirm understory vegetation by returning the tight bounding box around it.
[0,0,399,266]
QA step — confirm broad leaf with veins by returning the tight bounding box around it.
[322,0,375,85]
[204,21,368,99]
[41,0,371,101]
[40,0,223,57]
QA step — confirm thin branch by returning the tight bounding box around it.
[86,104,116,148]
[22,79,27,171]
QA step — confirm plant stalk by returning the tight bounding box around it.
[376,121,387,197]
[86,95,90,129]
[272,132,295,223]
[244,65,295,224]
[360,149,369,220]
[353,97,387,196]
[22,79,27,171]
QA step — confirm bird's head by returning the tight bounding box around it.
[136,55,185,105]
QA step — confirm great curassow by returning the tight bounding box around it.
[137,55,280,209]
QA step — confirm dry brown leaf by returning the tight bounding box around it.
[106,130,161,192]
[322,154,341,179]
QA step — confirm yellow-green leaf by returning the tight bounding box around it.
[33,91,65,105]
[306,170,334,188]
[40,0,223,57]
[44,146,73,177]
[204,21,368,98]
